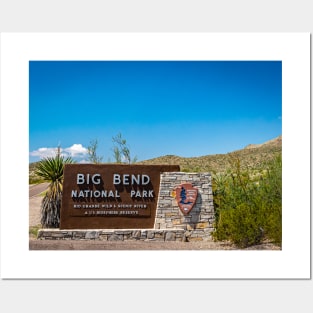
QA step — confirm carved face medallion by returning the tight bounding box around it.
[175,183,198,215]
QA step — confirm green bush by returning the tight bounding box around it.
[212,153,282,248]
[214,203,263,248]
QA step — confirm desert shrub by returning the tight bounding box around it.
[212,153,282,247]
[35,153,74,228]
[214,203,263,247]
[257,154,282,244]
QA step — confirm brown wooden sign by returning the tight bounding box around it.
[175,183,198,215]
[60,164,180,229]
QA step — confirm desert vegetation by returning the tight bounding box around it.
[34,151,74,228]
[211,153,282,248]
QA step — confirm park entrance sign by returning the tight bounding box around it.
[39,166,215,242]
[60,164,180,229]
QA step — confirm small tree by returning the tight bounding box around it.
[87,139,103,164]
[35,151,74,228]
[112,146,122,163]
[112,132,137,164]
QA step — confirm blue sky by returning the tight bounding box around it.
[29,61,282,163]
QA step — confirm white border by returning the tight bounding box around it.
[0,33,310,279]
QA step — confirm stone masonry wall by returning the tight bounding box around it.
[154,172,215,241]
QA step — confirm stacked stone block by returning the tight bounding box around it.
[37,229,186,242]
[154,172,215,241]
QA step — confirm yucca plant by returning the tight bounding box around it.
[35,152,74,228]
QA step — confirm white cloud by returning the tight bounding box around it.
[63,144,88,158]
[30,144,89,160]
[29,147,60,158]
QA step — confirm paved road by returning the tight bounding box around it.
[29,182,50,198]
[29,183,50,226]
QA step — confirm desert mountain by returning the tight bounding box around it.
[137,135,282,173]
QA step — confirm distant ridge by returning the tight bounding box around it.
[137,135,282,173]
[244,135,282,150]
